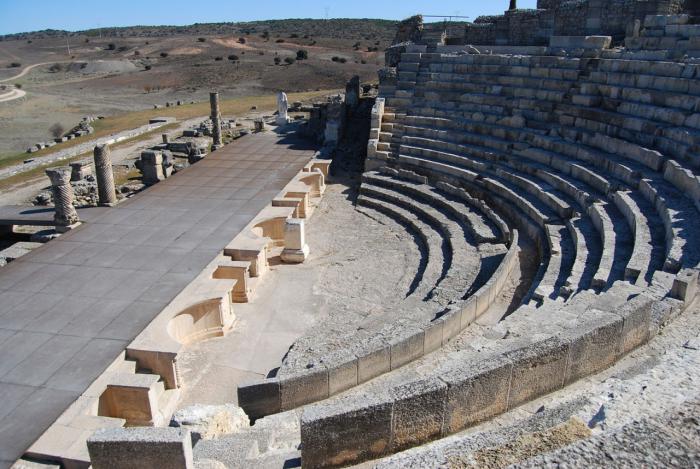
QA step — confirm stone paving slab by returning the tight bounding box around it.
[0,129,317,467]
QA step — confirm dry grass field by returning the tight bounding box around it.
[0,19,396,156]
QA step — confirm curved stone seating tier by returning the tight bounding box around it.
[396,140,620,297]
[237,175,520,420]
[357,191,448,301]
[366,169,505,244]
[300,282,684,468]
[399,60,700,178]
[396,133,638,287]
[381,102,698,275]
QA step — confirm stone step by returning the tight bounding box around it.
[363,170,504,244]
[356,192,446,300]
[360,177,484,304]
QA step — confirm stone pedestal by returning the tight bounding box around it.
[254,119,266,133]
[93,144,117,206]
[276,91,290,126]
[210,92,223,149]
[45,167,80,232]
[281,218,310,263]
[162,134,169,144]
[141,150,164,185]
[70,161,93,182]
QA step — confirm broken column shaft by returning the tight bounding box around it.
[93,143,117,206]
[209,92,223,149]
[45,167,79,232]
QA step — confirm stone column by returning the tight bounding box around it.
[345,76,360,109]
[162,133,169,144]
[209,92,223,150]
[45,167,79,232]
[93,144,117,206]
[281,218,309,263]
[509,0,517,10]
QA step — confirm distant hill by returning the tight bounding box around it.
[0,18,398,42]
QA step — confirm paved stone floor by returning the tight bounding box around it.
[0,128,317,467]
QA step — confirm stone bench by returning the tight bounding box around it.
[531,223,571,303]
[366,170,503,244]
[396,111,697,275]
[612,191,660,284]
[359,179,485,304]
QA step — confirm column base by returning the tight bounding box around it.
[276,117,291,126]
[55,222,81,233]
[281,245,309,264]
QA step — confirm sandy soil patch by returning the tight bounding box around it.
[169,47,205,56]
[211,37,255,50]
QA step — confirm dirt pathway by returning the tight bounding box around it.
[0,87,26,103]
[0,62,65,83]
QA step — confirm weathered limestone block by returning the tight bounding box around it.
[442,353,513,434]
[281,218,309,263]
[279,367,328,410]
[237,379,280,421]
[93,144,117,206]
[45,167,79,232]
[671,268,699,305]
[357,338,391,383]
[506,337,569,409]
[390,378,447,452]
[301,394,393,469]
[87,427,193,469]
[562,310,623,385]
[172,404,249,442]
[141,150,165,185]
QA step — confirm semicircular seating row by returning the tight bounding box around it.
[238,163,522,419]
[295,49,700,467]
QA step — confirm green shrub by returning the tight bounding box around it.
[284,57,295,65]
[296,49,308,60]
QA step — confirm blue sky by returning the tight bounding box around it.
[0,0,538,35]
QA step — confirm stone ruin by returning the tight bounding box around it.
[6,3,700,469]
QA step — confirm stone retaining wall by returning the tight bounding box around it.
[300,292,669,468]
[237,228,520,421]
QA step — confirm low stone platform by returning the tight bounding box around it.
[0,129,317,467]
